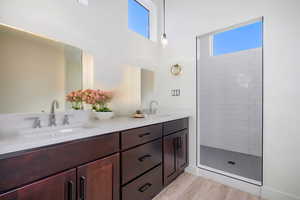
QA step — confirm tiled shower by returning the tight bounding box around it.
[197,19,263,185]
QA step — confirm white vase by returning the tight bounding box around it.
[94,111,114,120]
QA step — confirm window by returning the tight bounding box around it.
[128,0,150,39]
[213,21,263,56]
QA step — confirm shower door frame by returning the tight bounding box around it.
[195,17,264,186]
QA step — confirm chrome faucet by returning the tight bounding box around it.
[49,100,59,127]
[149,100,159,115]
[62,114,71,126]
[26,117,42,128]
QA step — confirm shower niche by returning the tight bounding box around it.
[196,18,263,185]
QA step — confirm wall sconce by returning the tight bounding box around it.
[170,64,182,76]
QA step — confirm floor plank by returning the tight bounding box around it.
[154,173,262,200]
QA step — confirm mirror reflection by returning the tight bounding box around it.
[0,24,86,114]
[0,24,155,116]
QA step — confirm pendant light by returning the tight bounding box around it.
[161,0,168,46]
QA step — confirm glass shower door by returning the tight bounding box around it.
[197,19,263,185]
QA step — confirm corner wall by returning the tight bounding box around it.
[157,0,300,199]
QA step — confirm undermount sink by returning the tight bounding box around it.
[0,124,95,144]
[20,124,93,140]
[0,123,101,154]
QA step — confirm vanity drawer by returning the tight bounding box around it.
[122,165,162,200]
[122,139,162,184]
[163,118,188,136]
[121,124,162,150]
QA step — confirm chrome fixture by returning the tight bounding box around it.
[149,100,159,115]
[26,117,42,128]
[161,0,168,46]
[62,114,71,126]
[49,100,60,127]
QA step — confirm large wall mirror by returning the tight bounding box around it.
[0,24,155,116]
[0,24,93,114]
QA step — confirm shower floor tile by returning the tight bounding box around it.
[200,145,262,182]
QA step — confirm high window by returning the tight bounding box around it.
[213,21,263,56]
[128,0,150,39]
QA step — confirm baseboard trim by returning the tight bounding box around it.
[185,165,300,200]
[262,186,300,200]
[185,166,261,196]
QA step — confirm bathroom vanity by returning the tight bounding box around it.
[0,117,189,200]
[0,23,189,200]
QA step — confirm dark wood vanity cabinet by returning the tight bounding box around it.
[121,140,162,185]
[176,130,188,171]
[0,154,120,200]
[163,119,189,186]
[122,165,163,200]
[77,153,120,200]
[121,124,163,150]
[0,169,76,200]
[121,123,163,200]
[0,132,120,200]
[0,118,188,200]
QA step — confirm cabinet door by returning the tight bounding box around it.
[77,153,120,200]
[176,130,188,171]
[0,169,76,200]
[163,133,178,185]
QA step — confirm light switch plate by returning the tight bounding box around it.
[78,0,88,6]
[171,89,181,96]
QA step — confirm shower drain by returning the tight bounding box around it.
[227,161,236,165]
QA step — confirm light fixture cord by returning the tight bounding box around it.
[163,0,166,34]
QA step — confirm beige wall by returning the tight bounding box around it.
[0,27,66,113]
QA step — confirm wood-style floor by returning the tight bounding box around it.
[154,173,262,200]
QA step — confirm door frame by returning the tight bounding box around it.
[195,17,264,186]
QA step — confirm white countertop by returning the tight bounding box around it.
[0,113,189,157]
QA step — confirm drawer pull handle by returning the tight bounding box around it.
[178,137,183,149]
[68,181,75,200]
[138,183,152,192]
[80,176,86,200]
[138,154,152,162]
[139,132,151,138]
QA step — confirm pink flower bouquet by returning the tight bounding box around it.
[66,90,84,110]
[67,89,113,112]
[82,89,113,112]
